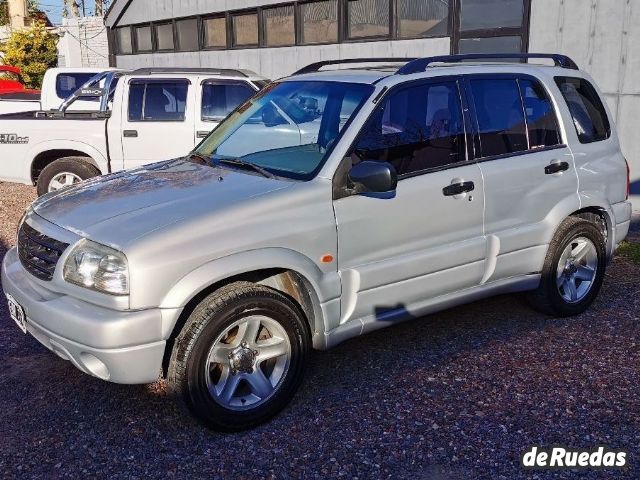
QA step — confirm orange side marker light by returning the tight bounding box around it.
[320,254,334,264]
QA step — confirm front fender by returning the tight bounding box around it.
[158,247,341,311]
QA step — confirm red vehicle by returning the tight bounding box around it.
[0,66,40,95]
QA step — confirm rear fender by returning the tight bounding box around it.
[26,140,108,180]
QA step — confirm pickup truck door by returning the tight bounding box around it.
[333,79,486,326]
[194,79,258,144]
[119,77,196,169]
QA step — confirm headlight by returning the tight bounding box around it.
[63,239,129,295]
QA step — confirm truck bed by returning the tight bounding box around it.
[0,110,109,120]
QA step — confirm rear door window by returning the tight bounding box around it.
[518,79,561,149]
[128,80,189,121]
[352,80,467,176]
[555,76,610,143]
[468,78,528,157]
[201,81,255,121]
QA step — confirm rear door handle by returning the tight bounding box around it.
[196,130,209,139]
[443,181,475,196]
[545,161,569,174]
[123,129,138,138]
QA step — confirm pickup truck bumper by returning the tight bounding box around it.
[2,247,168,384]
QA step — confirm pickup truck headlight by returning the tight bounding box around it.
[63,239,129,295]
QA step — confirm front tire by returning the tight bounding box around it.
[527,217,606,317]
[168,282,309,431]
[37,157,100,196]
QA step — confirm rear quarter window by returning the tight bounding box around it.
[555,76,610,144]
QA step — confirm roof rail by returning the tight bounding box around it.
[396,53,579,75]
[130,67,257,78]
[293,58,417,75]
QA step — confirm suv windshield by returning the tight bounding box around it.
[194,80,374,179]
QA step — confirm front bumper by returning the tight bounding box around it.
[2,247,169,384]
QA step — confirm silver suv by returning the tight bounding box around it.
[2,54,633,431]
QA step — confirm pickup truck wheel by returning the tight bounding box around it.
[168,282,309,431]
[527,217,606,317]
[37,157,100,196]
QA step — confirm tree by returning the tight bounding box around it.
[0,1,8,25]
[65,0,79,18]
[0,21,58,88]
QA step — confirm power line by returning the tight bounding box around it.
[57,23,108,58]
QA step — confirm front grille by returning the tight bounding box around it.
[18,222,69,281]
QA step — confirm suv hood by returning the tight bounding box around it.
[32,159,291,246]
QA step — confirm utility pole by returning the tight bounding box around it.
[7,0,27,28]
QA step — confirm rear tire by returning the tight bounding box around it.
[36,157,100,196]
[527,217,606,317]
[168,282,310,432]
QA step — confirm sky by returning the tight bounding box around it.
[38,0,104,26]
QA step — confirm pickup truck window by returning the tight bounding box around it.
[56,73,98,101]
[469,78,528,157]
[555,76,610,144]
[201,81,255,121]
[195,80,373,179]
[352,81,466,175]
[128,80,189,122]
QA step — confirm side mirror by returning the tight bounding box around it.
[262,104,286,127]
[348,160,398,194]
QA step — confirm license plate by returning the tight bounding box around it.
[6,294,26,334]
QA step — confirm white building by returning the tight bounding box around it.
[56,17,110,68]
[104,0,640,208]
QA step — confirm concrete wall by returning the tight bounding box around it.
[115,36,451,79]
[529,0,640,210]
[107,0,290,26]
[57,17,110,68]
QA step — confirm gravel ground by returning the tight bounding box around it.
[0,182,639,479]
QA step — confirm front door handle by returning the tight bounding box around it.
[545,161,569,174]
[196,130,210,139]
[123,129,138,138]
[443,181,475,196]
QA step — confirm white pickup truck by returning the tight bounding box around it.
[0,67,118,115]
[0,67,268,194]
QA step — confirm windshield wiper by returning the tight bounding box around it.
[217,158,276,179]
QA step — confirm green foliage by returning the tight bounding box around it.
[0,22,58,89]
[618,240,640,265]
[27,0,39,14]
[0,1,8,26]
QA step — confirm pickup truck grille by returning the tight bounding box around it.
[18,223,69,281]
